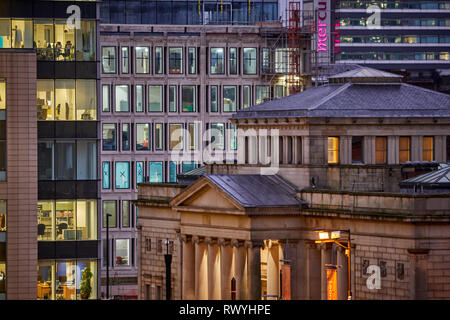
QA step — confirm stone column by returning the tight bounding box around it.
[219,238,233,299]
[320,244,331,300]
[181,235,195,300]
[193,236,208,300]
[206,237,221,300]
[232,239,247,300]
[337,246,349,300]
[266,240,280,300]
[246,240,263,300]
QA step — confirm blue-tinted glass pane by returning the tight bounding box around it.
[249,3,262,22]
[100,1,110,24]
[173,2,188,25]
[188,2,202,25]
[149,162,163,182]
[115,162,130,189]
[233,2,248,24]
[102,162,110,189]
[169,162,177,182]
[136,161,144,184]
[182,162,196,173]
[142,1,157,24]
[126,1,141,24]
[157,1,172,24]
[263,3,277,21]
[110,0,126,24]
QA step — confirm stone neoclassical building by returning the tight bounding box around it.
[136,67,450,300]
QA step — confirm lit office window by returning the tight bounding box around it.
[229,47,237,74]
[37,201,54,241]
[243,85,251,108]
[149,162,163,182]
[352,136,363,163]
[255,85,270,105]
[55,80,75,120]
[136,161,144,185]
[121,46,129,74]
[188,123,197,150]
[76,20,96,61]
[34,19,54,61]
[399,137,411,163]
[182,85,196,112]
[210,48,225,74]
[169,47,183,74]
[136,85,144,112]
[115,239,130,266]
[136,123,150,150]
[223,86,237,112]
[243,48,257,74]
[102,124,117,151]
[115,85,129,112]
[115,161,130,189]
[55,20,74,60]
[155,46,163,74]
[155,123,163,150]
[188,47,196,74]
[210,123,225,150]
[76,80,96,120]
[37,80,54,120]
[102,46,116,73]
[148,85,163,112]
[423,137,434,161]
[102,85,110,112]
[102,200,117,228]
[122,200,130,228]
[169,123,183,150]
[375,137,387,164]
[210,86,218,112]
[122,123,130,151]
[0,201,4,244]
[328,137,339,164]
[102,162,110,189]
[135,46,150,74]
[169,85,177,112]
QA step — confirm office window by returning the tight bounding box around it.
[121,47,129,74]
[275,85,284,99]
[255,85,270,105]
[262,48,270,73]
[55,19,74,60]
[122,200,130,228]
[102,46,116,73]
[76,80,96,120]
[34,19,54,61]
[37,201,54,241]
[76,200,97,240]
[169,47,183,74]
[210,123,225,150]
[76,20,96,61]
[188,47,196,74]
[229,124,238,150]
[115,239,130,266]
[38,141,54,180]
[352,136,363,163]
[76,140,97,180]
[122,123,130,151]
[223,86,237,112]
[37,80,55,120]
[210,86,218,112]
[136,85,144,112]
[210,48,225,74]
[55,80,75,120]
[55,141,76,180]
[423,137,434,161]
[136,124,150,150]
[9,19,31,48]
[149,162,163,182]
[169,124,183,150]
[447,136,450,162]
[188,123,197,150]
[148,85,163,112]
[102,85,110,112]
[169,162,177,182]
[103,200,117,228]
[115,162,130,189]
[243,48,257,75]
[102,124,117,151]
[0,20,11,49]
[399,137,411,163]
[135,46,150,74]
[155,123,163,150]
[182,162,196,173]
[328,137,339,164]
[55,201,75,240]
[136,161,144,185]
[155,47,163,74]
[169,85,177,112]
[243,85,251,109]
[375,137,387,164]
[229,47,237,74]
[102,162,110,189]
[115,85,129,112]
[182,86,196,112]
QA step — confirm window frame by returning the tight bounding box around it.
[101,46,117,74]
[243,47,257,75]
[328,137,340,164]
[135,46,150,74]
[169,47,183,74]
[210,47,225,75]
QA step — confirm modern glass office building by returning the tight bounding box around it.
[0,0,101,300]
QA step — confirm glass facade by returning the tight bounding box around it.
[0,80,5,181]
[169,47,183,74]
[210,48,225,74]
[135,46,150,74]
[115,162,130,189]
[182,86,196,112]
[243,48,257,75]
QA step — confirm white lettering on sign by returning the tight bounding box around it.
[366,265,382,290]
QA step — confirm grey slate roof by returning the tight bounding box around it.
[328,67,403,80]
[205,174,303,207]
[400,164,450,186]
[233,68,450,120]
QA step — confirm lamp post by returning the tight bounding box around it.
[106,213,112,300]
[314,228,352,300]
[164,238,172,300]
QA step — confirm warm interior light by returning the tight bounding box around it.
[318,231,330,240]
[331,231,341,239]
